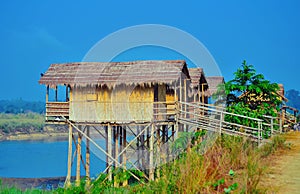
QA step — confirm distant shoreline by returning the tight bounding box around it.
[0,132,69,142]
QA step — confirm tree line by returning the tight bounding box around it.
[0,99,45,114]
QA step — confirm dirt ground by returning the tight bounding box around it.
[261,131,300,193]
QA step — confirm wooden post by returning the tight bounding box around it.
[65,124,73,187]
[149,123,155,181]
[114,126,119,187]
[184,79,188,132]
[219,112,223,135]
[86,126,90,186]
[46,86,49,121]
[282,110,286,132]
[122,126,128,186]
[55,86,58,102]
[66,85,69,101]
[156,126,161,179]
[184,79,187,116]
[76,125,82,186]
[201,83,204,103]
[115,126,119,168]
[46,86,49,103]
[174,102,179,139]
[107,124,112,181]
[136,126,141,169]
[140,126,145,170]
[271,118,274,135]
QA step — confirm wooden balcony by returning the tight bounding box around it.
[46,102,69,122]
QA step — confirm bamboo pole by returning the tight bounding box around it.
[65,123,73,187]
[76,125,82,186]
[55,86,58,102]
[201,83,204,103]
[114,126,119,187]
[86,126,90,186]
[136,126,140,169]
[107,124,112,181]
[140,126,145,170]
[149,123,155,181]
[122,126,128,186]
[184,79,188,132]
[66,85,68,101]
[156,125,161,179]
[46,86,49,103]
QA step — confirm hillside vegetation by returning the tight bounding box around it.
[0,113,44,136]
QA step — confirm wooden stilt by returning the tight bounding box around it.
[114,126,119,187]
[66,85,69,101]
[46,86,49,103]
[136,126,141,169]
[156,125,161,179]
[149,123,155,181]
[140,126,145,170]
[105,126,108,169]
[75,125,82,186]
[55,86,58,102]
[65,123,73,187]
[122,126,128,186]
[201,83,204,103]
[86,126,90,186]
[107,124,112,181]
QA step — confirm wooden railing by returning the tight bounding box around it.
[177,101,264,143]
[46,102,69,121]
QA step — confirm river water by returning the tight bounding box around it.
[0,139,106,178]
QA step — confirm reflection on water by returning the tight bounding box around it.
[0,138,106,178]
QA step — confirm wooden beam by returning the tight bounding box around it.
[149,123,155,181]
[66,85,69,102]
[156,125,161,179]
[86,126,90,186]
[201,83,204,103]
[107,123,112,181]
[46,85,49,103]
[76,126,82,186]
[65,123,73,187]
[55,86,58,102]
[114,126,119,187]
[122,126,128,186]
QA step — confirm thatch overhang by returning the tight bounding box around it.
[188,68,210,97]
[39,60,190,88]
[206,76,225,96]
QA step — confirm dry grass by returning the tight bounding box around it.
[148,134,289,194]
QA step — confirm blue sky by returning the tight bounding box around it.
[0,0,299,101]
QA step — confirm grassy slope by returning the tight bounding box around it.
[0,134,290,193]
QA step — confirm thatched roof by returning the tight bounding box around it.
[39,60,190,88]
[188,68,206,88]
[188,68,210,96]
[206,76,225,96]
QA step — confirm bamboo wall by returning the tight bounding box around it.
[69,85,154,123]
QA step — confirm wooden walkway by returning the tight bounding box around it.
[177,101,281,143]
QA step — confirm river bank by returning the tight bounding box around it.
[0,177,68,190]
[0,132,69,141]
[0,125,69,141]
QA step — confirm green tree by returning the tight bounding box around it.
[216,60,282,138]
